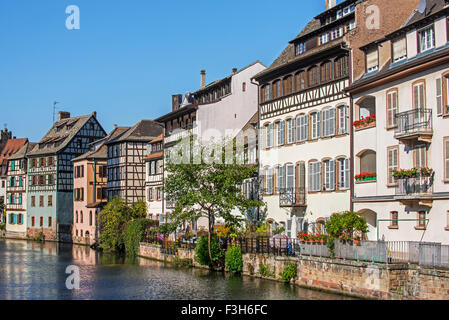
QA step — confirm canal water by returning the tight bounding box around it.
[0,239,354,300]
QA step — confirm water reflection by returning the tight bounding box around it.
[0,239,354,300]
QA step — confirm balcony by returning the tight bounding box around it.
[279,188,306,207]
[394,108,433,143]
[395,174,434,206]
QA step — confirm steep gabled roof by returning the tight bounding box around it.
[8,142,37,161]
[0,138,28,163]
[27,113,103,157]
[72,126,130,162]
[106,120,163,144]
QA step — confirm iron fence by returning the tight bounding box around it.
[394,108,432,138]
[395,174,434,198]
[141,233,449,269]
[279,188,306,207]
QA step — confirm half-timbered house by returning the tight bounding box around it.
[5,141,36,238]
[145,134,164,222]
[253,0,421,237]
[26,112,107,241]
[106,120,163,204]
[72,126,128,245]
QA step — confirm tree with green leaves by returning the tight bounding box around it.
[325,211,369,240]
[164,139,264,267]
[98,197,148,252]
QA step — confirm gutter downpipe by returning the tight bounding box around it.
[250,77,261,223]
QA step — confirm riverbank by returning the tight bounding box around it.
[138,242,449,300]
[0,238,352,300]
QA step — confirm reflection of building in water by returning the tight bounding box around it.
[71,244,98,265]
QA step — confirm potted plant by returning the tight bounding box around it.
[353,236,361,245]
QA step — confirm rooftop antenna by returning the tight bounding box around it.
[53,101,60,123]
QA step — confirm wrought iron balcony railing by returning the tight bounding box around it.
[395,174,434,199]
[394,108,432,141]
[279,187,306,207]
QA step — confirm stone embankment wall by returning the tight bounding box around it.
[138,243,449,300]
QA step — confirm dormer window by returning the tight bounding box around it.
[296,42,306,56]
[366,48,379,73]
[320,33,330,45]
[392,37,407,62]
[419,25,435,53]
[331,26,343,40]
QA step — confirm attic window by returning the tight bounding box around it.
[366,48,379,73]
[392,37,407,62]
[296,42,306,56]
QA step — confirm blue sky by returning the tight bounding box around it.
[0,0,332,142]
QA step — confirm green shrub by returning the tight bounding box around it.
[173,257,193,268]
[327,237,336,259]
[33,231,45,242]
[279,262,297,283]
[258,263,274,278]
[0,222,5,231]
[272,225,285,235]
[325,211,368,240]
[225,245,243,275]
[194,235,224,267]
[124,218,152,257]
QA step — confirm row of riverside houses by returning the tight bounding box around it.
[3,0,449,246]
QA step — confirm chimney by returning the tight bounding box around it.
[92,111,97,118]
[200,70,206,89]
[172,94,182,112]
[58,111,71,121]
[232,68,238,74]
[325,0,337,10]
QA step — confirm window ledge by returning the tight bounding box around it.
[414,226,427,231]
[388,225,399,230]
[445,227,449,231]
[355,180,377,184]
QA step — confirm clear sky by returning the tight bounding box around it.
[0,0,333,142]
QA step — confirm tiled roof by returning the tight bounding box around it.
[144,152,163,161]
[0,138,28,163]
[8,142,37,160]
[72,126,129,162]
[107,120,163,144]
[27,113,100,156]
[150,134,163,144]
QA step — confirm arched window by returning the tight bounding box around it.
[283,76,293,96]
[80,211,83,224]
[320,61,332,82]
[359,150,377,173]
[308,66,319,87]
[335,56,348,78]
[295,71,306,91]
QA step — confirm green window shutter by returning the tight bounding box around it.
[19,160,23,169]
[11,161,15,171]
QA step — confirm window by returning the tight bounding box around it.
[283,76,293,95]
[445,137,449,181]
[296,42,306,55]
[10,161,15,171]
[337,105,348,134]
[40,216,43,227]
[413,145,427,168]
[417,211,427,229]
[392,38,407,62]
[31,196,36,207]
[266,123,274,148]
[272,80,281,99]
[390,211,399,228]
[276,166,285,194]
[359,149,376,176]
[80,211,83,224]
[242,82,246,92]
[320,61,332,82]
[324,160,335,191]
[309,162,321,192]
[338,158,350,190]
[31,216,35,227]
[262,85,271,102]
[334,56,348,78]
[320,33,330,45]
[322,108,335,137]
[419,25,435,53]
[286,119,295,144]
[48,217,52,228]
[387,146,399,185]
[345,19,356,32]
[286,164,295,191]
[413,82,425,110]
[295,72,306,91]
[276,121,285,146]
[266,168,274,195]
[366,48,379,72]
[76,211,78,223]
[436,78,443,115]
[387,90,398,128]
[308,67,319,86]
[89,211,92,226]
[331,27,343,40]
[39,196,44,207]
[296,115,308,142]
[48,195,53,207]
[149,188,154,201]
[311,112,321,140]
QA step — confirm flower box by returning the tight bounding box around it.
[353,114,376,129]
[355,172,377,182]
